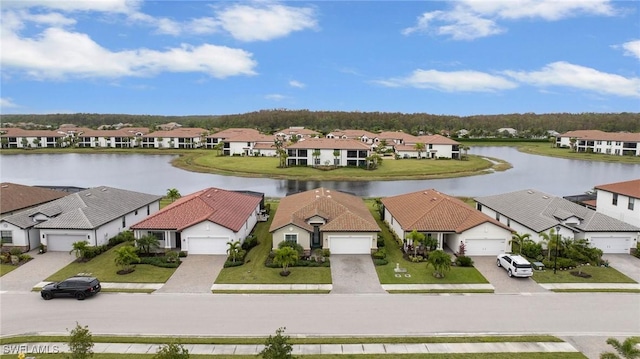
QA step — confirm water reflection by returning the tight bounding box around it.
[1,148,638,198]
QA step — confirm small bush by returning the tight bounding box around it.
[224,260,244,268]
[19,254,32,262]
[322,248,331,257]
[543,257,576,269]
[108,231,134,247]
[372,248,386,259]
[178,251,187,258]
[521,241,543,259]
[307,261,322,267]
[242,235,258,250]
[455,255,474,267]
[373,258,388,266]
[9,248,22,256]
[137,257,181,268]
[376,235,385,248]
[296,259,311,267]
[84,245,108,259]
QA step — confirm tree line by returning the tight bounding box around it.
[1,110,638,135]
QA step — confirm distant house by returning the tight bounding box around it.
[381,189,512,256]
[275,127,320,141]
[0,183,68,217]
[269,188,380,255]
[556,130,640,156]
[285,138,371,167]
[130,188,263,254]
[0,128,68,148]
[475,189,640,254]
[0,187,162,252]
[326,129,378,144]
[76,127,149,148]
[207,128,276,156]
[141,128,208,149]
[595,179,640,228]
[497,128,518,136]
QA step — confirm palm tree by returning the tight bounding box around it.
[214,141,224,156]
[70,241,90,260]
[114,245,139,273]
[569,137,577,152]
[414,142,425,159]
[274,246,299,276]
[166,188,181,203]
[538,228,561,260]
[332,149,340,167]
[427,250,451,278]
[227,241,241,262]
[510,233,531,255]
[407,230,425,257]
[461,145,470,160]
[312,149,321,167]
[377,139,388,153]
[600,337,640,359]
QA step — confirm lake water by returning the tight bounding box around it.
[1,147,638,198]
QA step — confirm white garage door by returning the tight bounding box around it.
[329,236,372,254]
[465,238,506,256]
[46,234,88,252]
[589,236,631,254]
[187,237,229,255]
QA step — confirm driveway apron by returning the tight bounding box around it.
[472,256,547,294]
[155,255,225,293]
[0,250,76,292]
[603,254,640,283]
[330,255,386,294]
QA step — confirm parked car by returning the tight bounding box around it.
[496,254,533,278]
[40,276,101,300]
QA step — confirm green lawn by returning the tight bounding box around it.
[368,202,489,285]
[172,151,508,181]
[215,202,332,285]
[0,263,19,276]
[46,243,177,283]
[532,266,636,283]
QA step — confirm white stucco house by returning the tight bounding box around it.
[0,187,162,252]
[475,189,640,254]
[285,138,371,167]
[130,188,264,254]
[381,189,513,256]
[595,179,640,228]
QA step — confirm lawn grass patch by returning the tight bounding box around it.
[0,263,19,276]
[532,266,636,283]
[387,289,494,294]
[215,202,332,285]
[46,243,176,283]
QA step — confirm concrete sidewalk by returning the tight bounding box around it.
[3,341,579,356]
[539,283,640,290]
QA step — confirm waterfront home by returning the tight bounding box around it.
[595,179,640,228]
[557,130,640,156]
[285,138,371,167]
[140,128,208,149]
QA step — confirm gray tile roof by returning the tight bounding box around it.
[475,189,640,233]
[1,186,162,230]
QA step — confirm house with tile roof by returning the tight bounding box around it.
[274,126,320,141]
[595,179,640,228]
[475,189,640,254]
[76,127,149,148]
[326,129,378,145]
[130,188,263,254]
[0,186,162,252]
[140,128,209,149]
[395,134,461,159]
[269,188,380,255]
[0,128,69,148]
[286,138,371,167]
[206,128,277,156]
[381,189,513,256]
[0,183,68,218]
[556,130,640,156]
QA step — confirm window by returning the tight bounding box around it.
[134,210,138,215]
[149,231,165,241]
[147,205,150,215]
[476,204,482,211]
[1,231,12,244]
[122,216,126,228]
[495,213,500,221]
[629,198,635,211]
[284,233,297,243]
[613,193,618,206]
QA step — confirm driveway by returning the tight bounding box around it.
[0,250,76,292]
[603,254,640,283]
[330,255,386,294]
[155,255,226,293]
[472,256,547,294]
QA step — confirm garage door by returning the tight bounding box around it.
[589,236,631,254]
[329,236,372,254]
[187,237,229,255]
[46,234,88,252]
[465,238,506,256]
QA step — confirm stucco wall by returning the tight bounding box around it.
[272,225,311,250]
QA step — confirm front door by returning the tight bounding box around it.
[312,226,321,248]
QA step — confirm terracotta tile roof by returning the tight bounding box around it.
[376,131,420,143]
[595,179,640,199]
[209,128,262,139]
[0,183,68,214]
[131,188,261,232]
[0,128,66,137]
[287,138,371,150]
[269,188,380,233]
[253,142,276,150]
[419,134,460,145]
[559,130,640,142]
[142,128,208,138]
[327,129,378,139]
[76,128,150,137]
[381,189,511,233]
[275,127,320,136]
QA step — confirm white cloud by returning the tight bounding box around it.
[404,0,616,40]
[1,25,257,80]
[0,98,19,108]
[503,61,640,97]
[289,80,305,88]
[1,0,140,14]
[620,40,640,59]
[375,69,517,92]
[216,3,317,41]
[265,94,287,101]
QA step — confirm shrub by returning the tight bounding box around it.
[242,234,258,250]
[296,259,310,267]
[307,261,322,267]
[521,241,543,260]
[543,257,576,269]
[83,245,108,259]
[108,231,134,247]
[154,342,189,359]
[373,258,388,266]
[322,248,331,257]
[278,240,304,257]
[9,248,22,256]
[19,254,32,262]
[372,249,386,259]
[376,235,385,248]
[224,260,244,268]
[455,255,474,267]
[264,203,271,214]
[178,251,187,258]
[137,257,181,268]
[165,251,179,263]
[409,255,424,263]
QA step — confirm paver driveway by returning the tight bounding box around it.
[0,249,76,292]
[155,255,226,293]
[603,254,640,282]
[330,255,386,294]
[472,256,547,294]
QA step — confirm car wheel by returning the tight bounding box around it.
[75,292,86,300]
[496,259,501,267]
[42,292,53,300]
[507,269,513,277]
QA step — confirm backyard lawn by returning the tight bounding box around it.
[532,266,637,283]
[45,243,177,283]
[215,202,332,285]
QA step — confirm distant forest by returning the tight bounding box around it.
[1,111,639,136]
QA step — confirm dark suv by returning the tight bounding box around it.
[41,276,101,300]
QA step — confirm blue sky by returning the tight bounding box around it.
[1,0,639,116]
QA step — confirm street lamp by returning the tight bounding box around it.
[554,225,561,274]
